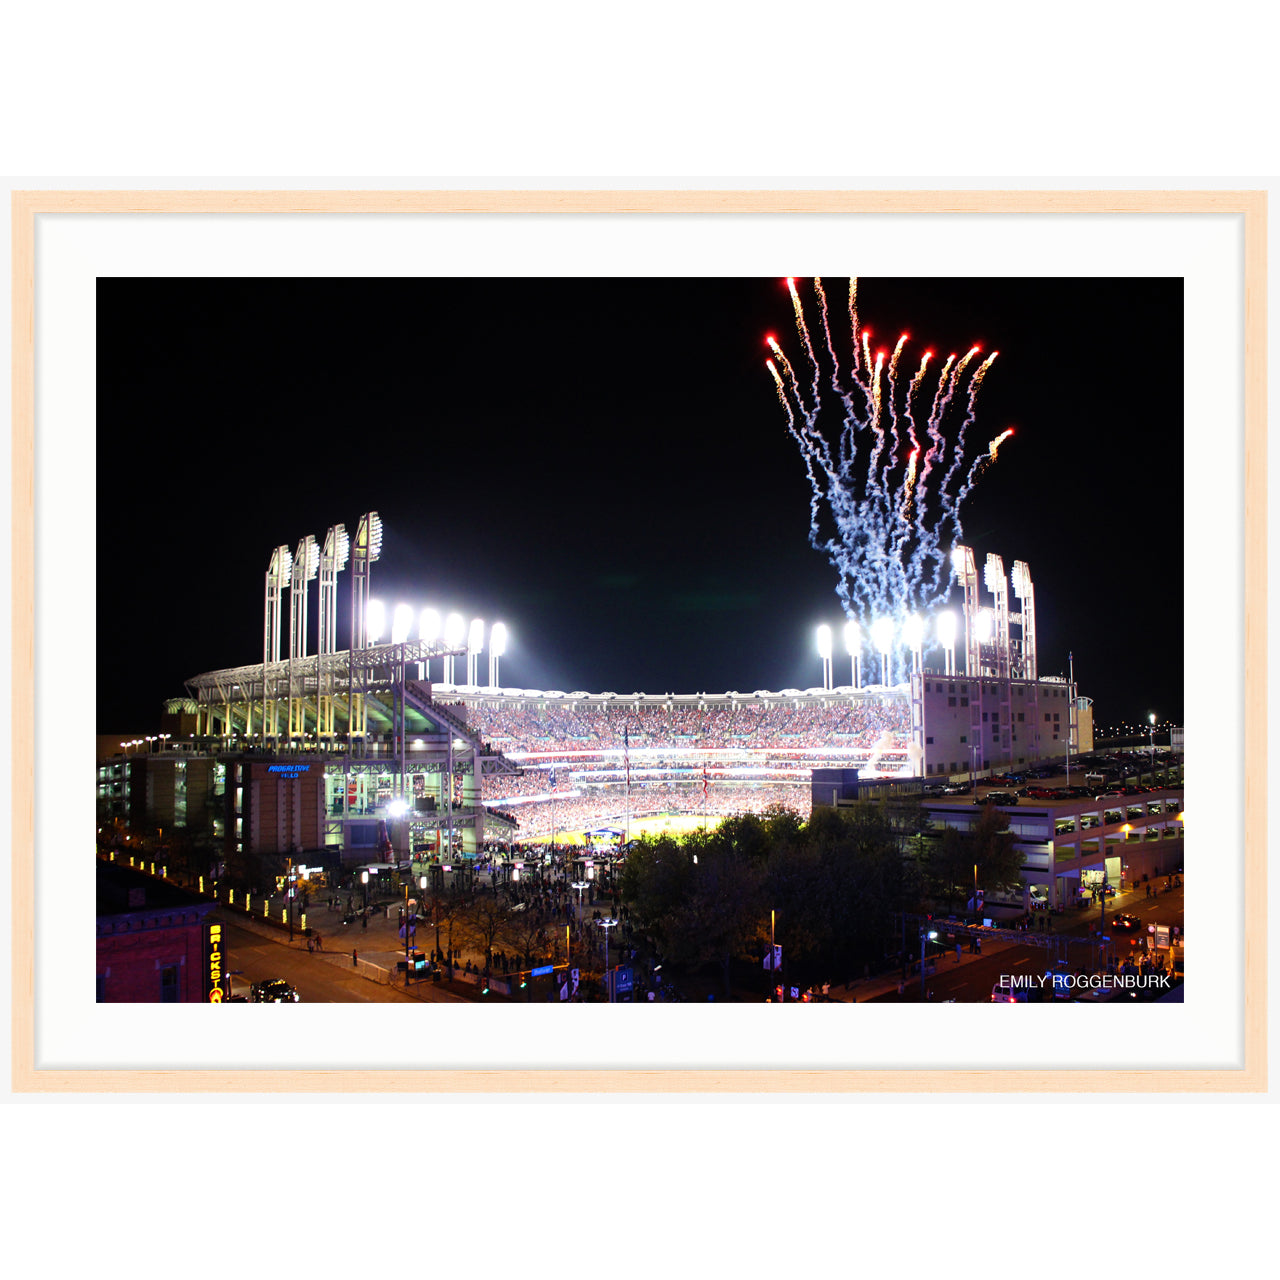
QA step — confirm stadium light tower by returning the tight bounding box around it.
[261,545,293,741]
[350,512,383,650]
[903,613,925,674]
[443,612,465,685]
[844,619,862,690]
[936,610,957,676]
[467,618,485,687]
[816,624,833,691]
[348,512,383,750]
[871,617,894,685]
[489,622,507,689]
[316,524,350,743]
[288,535,320,739]
[951,544,980,676]
[367,599,386,643]
[1009,559,1038,680]
[418,607,441,681]
[318,525,350,655]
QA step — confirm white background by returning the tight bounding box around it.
[36,209,1239,1073]
[2,3,1277,1276]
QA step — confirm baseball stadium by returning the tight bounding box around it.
[98,513,1094,880]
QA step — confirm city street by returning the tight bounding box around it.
[219,917,470,1003]
[862,879,1183,1002]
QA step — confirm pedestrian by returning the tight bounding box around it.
[307,937,314,953]
[362,913,368,930]
[314,933,322,951]
[352,949,358,967]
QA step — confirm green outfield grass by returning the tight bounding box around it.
[520,811,723,847]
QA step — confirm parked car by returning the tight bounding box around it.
[1111,913,1141,932]
[974,791,1019,806]
[250,978,299,1003]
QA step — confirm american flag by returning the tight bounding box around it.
[549,767,556,790]
[624,726,631,793]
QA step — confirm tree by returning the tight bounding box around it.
[506,902,555,970]
[925,804,1022,911]
[660,843,766,996]
[462,895,508,971]
[425,882,471,963]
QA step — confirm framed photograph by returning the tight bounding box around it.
[9,188,1267,1092]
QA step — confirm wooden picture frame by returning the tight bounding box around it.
[9,188,1267,1092]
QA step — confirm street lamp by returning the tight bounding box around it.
[1148,712,1156,776]
[571,880,589,921]
[361,869,369,913]
[816,624,832,691]
[597,917,619,1001]
[920,926,938,999]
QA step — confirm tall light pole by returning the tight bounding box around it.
[597,917,619,1001]
[937,611,957,677]
[417,607,441,682]
[816,624,832,691]
[903,614,924,675]
[920,926,938,999]
[443,613,465,685]
[844,620,861,689]
[489,622,507,689]
[467,618,485,688]
[1148,712,1156,777]
[871,617,894,685]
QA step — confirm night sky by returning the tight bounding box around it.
[97,276,1183,734]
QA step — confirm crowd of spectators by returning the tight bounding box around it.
[457,695,911,838]
[465,695,910,754]
[488,781,811,838]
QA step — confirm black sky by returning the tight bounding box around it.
[97,276,1183,733]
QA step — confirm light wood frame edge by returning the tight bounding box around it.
[10,188,1267,1093]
